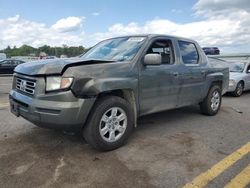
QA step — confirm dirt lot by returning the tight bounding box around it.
[0,76,249,188]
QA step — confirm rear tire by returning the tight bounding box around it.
[232,81,244,97]
[200,85,222,116]
[83,96,134,151]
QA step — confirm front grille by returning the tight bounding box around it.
[16,77,36,95]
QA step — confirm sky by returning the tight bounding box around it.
[0,0,250,53]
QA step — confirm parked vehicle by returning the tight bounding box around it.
[46,56,57,59]
[0,59,25,74]
[0,53,7,60]
[9,35,229,151]
[209,56,250,97]
[60,55,68,58]
[202,47,220,55]
[228,62,250,97]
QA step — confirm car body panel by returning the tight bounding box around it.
[9,74,95,131]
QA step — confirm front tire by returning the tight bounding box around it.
[232,81,244,97]
[83,96,134,151]
[200,85,222,116]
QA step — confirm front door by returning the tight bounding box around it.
[245,63,250,90]
[139,38,180,115]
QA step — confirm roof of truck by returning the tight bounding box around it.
[108,34,197,43]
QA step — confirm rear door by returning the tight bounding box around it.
[177,40,206,106]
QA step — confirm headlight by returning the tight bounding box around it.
[229,79,236,86]
[46,76,73,92]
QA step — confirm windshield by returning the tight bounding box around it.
[229,62,245,72]
[82,37,146,61]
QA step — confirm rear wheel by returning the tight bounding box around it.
[83,96,134,151]
[200,85,222,116]
[232,81,244,97]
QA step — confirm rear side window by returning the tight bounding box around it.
[14,60,23,66]
[178,41,199,64]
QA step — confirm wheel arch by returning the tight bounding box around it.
[238,80,245,87]
[91,89,138,127]
[211,80,223,88]
[203,73,224,99]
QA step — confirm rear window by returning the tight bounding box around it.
[178,41,199,64]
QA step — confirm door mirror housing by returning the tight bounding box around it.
[143,54,162,66]
[247,69,250,73]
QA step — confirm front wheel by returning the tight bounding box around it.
[200,85,222,116]
[83,96,134,151]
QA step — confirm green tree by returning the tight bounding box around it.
[0,44,89,58]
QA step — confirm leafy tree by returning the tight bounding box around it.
[0,45,89,58]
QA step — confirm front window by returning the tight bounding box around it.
[82,37,146,61]
[229,63,245,72]
[146,39,174,64]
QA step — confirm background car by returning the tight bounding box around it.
[228,61,250,96]
[46,56,57,59]
[208,57,250,96]
[202,47,220,55]
[0,53,7,60]
[0,59,25,74]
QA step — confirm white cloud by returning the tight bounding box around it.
[86,15,250,53]
[0,15,86,48]
[51,16,84,32]
[92,12,100,16]
[108,22,141,35]
[7,14,20,22]
[194,0,250,16]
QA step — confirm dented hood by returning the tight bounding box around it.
[14,58,115,76]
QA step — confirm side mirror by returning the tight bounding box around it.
[247,70,250,73]
[143,54,162,66]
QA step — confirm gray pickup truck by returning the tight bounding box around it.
[9,34,229,151]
